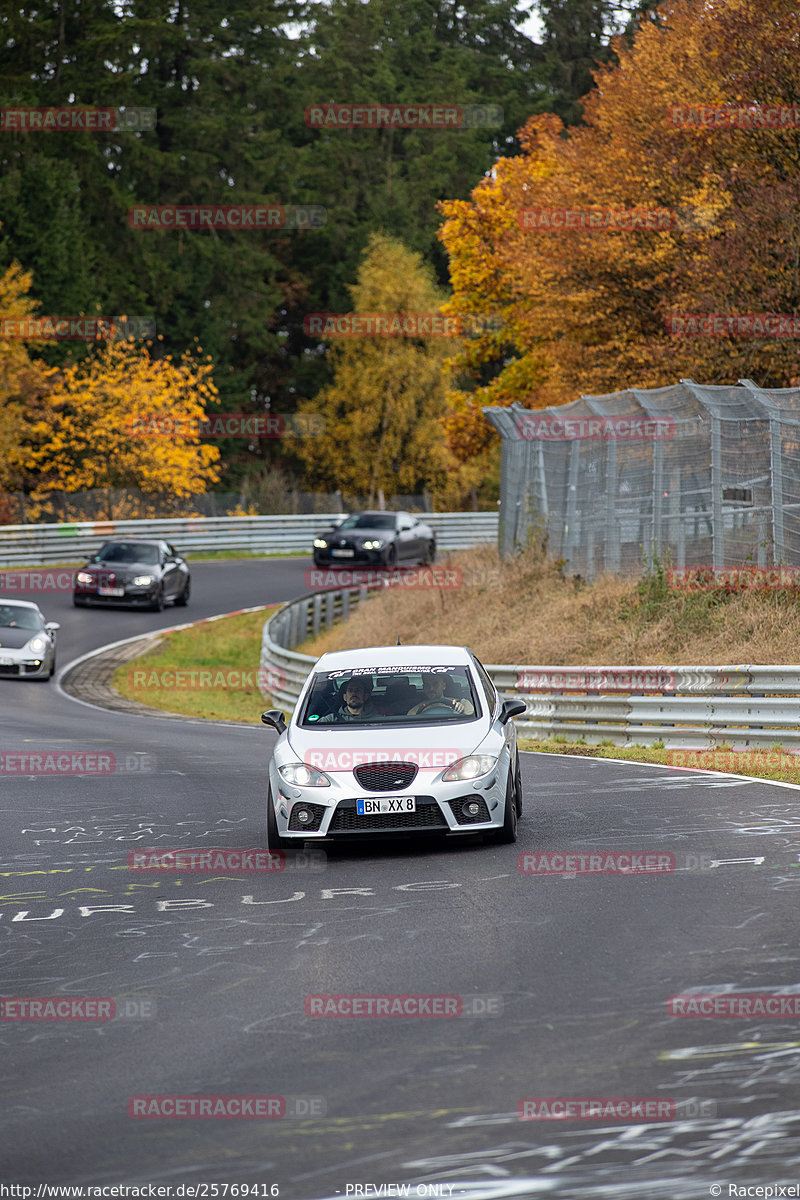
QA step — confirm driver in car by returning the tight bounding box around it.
[408,673,475,716]
[319,676,378,723]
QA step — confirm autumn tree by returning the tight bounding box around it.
[21,338,221,518]
[294,233,474,507]
[439,0,800,459]
[0,258,54,513]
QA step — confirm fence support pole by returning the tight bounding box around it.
[769,415,785,564]
[564,441,581,567]
[604,440,619,572]
[652,439,664,560]
[711,415,724,568]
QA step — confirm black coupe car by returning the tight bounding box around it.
[73,540,190,610]
[312,511,436,568]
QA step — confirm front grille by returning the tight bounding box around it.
[449,796,491,825]
[0,664,21,677]
[354,762,417,791]
[287,801,326,832]
[329,798,448,833]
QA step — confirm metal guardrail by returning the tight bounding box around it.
[0,512,498,566]
[260,587,800,749]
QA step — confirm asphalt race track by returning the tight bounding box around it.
[2,558,800,1195]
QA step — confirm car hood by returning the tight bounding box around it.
[319,525,395,539]
[84,559,158,574]
[0,628,40,649]
[286,719,489,772]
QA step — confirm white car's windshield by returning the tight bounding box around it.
[0,606,42,630]
[301,665,479,726]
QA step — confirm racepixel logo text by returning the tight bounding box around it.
[0,106,156,131]
[128,1095,325,1118]
[302,748,461,770]
[305,994,502,1017]
[1,996,157,1020]
[128,848,285,873]
[516,667,677,692]
[304,103,502,129]
[519,851,676,875]
[515,413,675,441]
[0,751,155,775]
[0,316,155,341]
[127,205,326,230]
[127,413,325,439]
[666,312,800,337]
[668,992,800,1017]
[667,566,800,590]
[303,313,501,337]
[304,567,462,592]
[125,666,285,692]
[518,1097,714,1120]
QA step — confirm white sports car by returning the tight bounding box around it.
[261,644,525,849]
[0,600,60,681]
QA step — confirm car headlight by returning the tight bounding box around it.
[278,762,331,787]
[313,539,328,549]
[361,539,384,550]
[26,635,47,654]
[442,755,497,782]
[132,575,155,586]
[76,571,93,584]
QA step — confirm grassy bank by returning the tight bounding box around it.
[297,544,800,666]
[516,737,800,787]
[112,607,277,723]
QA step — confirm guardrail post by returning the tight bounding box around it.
[312,593,322,638]
[324,591,334,630]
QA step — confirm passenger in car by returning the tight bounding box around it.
[318,676,379,722]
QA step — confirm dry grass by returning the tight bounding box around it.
[299,544,800,665]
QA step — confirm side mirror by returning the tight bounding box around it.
[262,709,287,734]
[500,698,527,725]
[44,622,60,633]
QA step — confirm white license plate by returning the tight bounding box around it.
[331,549,354,558]
[98,586,126,597]
[357,796,416,815]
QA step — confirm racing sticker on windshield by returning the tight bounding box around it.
[324,665,453,680]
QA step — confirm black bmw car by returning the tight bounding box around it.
[73,540,190,610]
[312,511,436,568]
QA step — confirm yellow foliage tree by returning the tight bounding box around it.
[439,0,800,459]
[0,259,54,512]
[295,233,471,508]
[22,338,222,518]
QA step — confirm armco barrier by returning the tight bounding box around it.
[0,512,498,567]
[260,588,800,749]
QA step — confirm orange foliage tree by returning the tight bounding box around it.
[439,0,800,460]
[22,338,222,516]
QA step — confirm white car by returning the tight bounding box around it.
[0,600,60,680]
[261,645,525,849]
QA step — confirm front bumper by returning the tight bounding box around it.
[0,651,52,679]
[268,763,507,840]
[74,582,159,606]
[313,548,388,566]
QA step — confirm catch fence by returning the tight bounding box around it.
[484,378,800,575]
